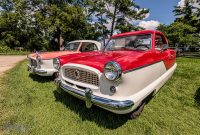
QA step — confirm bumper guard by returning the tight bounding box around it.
[27,64,47,74]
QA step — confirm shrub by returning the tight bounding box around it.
[0,44,12,53]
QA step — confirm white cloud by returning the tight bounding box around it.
[104,20,112,29]
[178,0,185,7]
[138,20,160,30]
[178,0,200,8]
[144,13,150,19]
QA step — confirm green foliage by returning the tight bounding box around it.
[173,0,200,32]
[157,22,199,46]
[115,19,144,33]
[110,0,148,35]
[0,0,93,51]
[0,43,29,55]
[0,0,49,51]
[0,0,149,50]
[0,43,12,53]
[158,0,200,47]
[86,0,149,37]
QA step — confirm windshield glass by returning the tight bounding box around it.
[64,42,80,51]
[105,34,152,51]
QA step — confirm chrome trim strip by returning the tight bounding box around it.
[58,80,134,111]
[124,60,163,74]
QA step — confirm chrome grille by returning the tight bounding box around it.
[64,67,99,86]
[30,59,37,67]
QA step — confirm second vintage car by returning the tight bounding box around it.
[54,30,177,118]
[27,40,102,76]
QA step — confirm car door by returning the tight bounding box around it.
[154,33,175,70]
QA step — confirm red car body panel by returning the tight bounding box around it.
[28,51,79,60]
[58,30,176,73]
[59,50,176,73]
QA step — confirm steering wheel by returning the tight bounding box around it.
[135,44,149,49]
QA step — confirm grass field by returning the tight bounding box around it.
[0,58,200,135]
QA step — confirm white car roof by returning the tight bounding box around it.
[68,40,102,50]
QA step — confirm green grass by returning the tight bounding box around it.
[0,58,200,135]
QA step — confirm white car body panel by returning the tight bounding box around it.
[59,62,177,114]
[27,40,102,76]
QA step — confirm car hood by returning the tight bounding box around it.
[28,51,78,60]
[59,50,153,73]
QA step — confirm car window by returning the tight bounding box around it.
[155,35,167,50]
[64,42,80,51]
[80,42,98,52]
[105,34,152,51]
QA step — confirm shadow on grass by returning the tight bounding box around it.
[29,73,54,83]
[180,56,200,59]
[53,89,130,129]
[194,87,200,108]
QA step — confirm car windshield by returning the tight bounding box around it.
[64,42,80,51]
[105,34,152,51]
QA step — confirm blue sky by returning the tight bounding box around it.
[135,0,180,25]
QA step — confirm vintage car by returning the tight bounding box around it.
[27,40,102,76]
[54,30,177,118]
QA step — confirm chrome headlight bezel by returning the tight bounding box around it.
[53,58,60,70]
[104,61,122,81]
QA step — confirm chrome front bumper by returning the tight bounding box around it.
[55,78,134,112]
[27,64,47,75]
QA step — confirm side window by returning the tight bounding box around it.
[155,35,167,50]
[80,42,98,52]
[64,42,80,51]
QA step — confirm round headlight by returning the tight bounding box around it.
[53,58,60,70]
[104,61,122,81]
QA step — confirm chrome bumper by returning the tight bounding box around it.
[27,64,47,74]
[55,78,134,111]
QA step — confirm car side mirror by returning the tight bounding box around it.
[161,44,169,52]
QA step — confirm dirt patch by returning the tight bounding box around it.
[0,55,26,98]
[0,56,26,75]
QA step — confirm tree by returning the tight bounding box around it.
[86,0,110,43]
[173,0,200,32]
[0,0,48,50]
[86,0,149,38]
[107,0,149,36]
[157,22,199,47]
[0,0,149,50]
[115,18,144,33]
[0,0,91,51]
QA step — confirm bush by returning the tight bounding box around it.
[0,44,12,53]
[0,44,29,55]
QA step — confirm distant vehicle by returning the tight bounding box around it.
[27,40,102,76]
[54,30,177,118]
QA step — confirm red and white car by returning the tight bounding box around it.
[54,30,177,118]
[27,40,102,76]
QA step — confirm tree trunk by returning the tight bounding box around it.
[110,3,117,37]
[57,26,61,51]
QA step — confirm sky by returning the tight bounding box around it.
[135,0,181,29]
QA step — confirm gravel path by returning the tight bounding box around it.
[0,55,26,75]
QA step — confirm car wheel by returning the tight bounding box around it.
[130,91,154,119]
[130,102,146,119]
[53,72,59,79]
